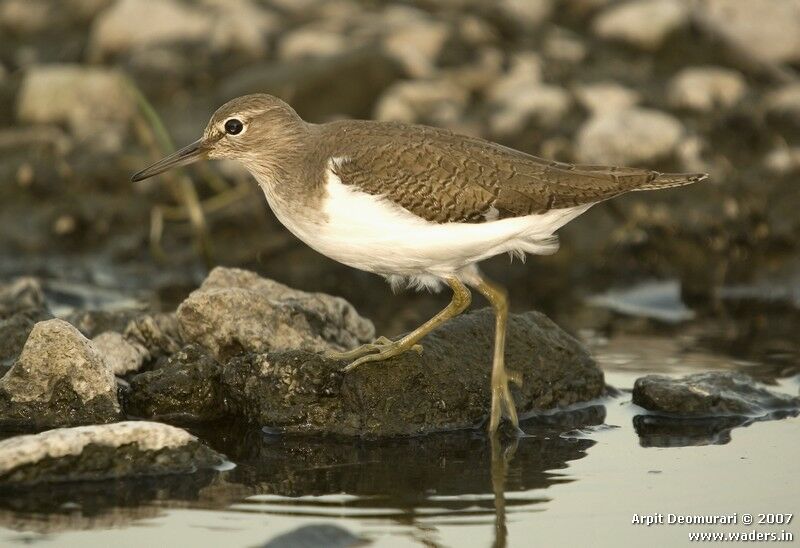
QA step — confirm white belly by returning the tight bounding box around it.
[257,166,592,283]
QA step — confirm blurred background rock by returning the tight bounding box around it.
[1,0,799,349]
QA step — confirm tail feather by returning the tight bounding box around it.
[634,171,709,191]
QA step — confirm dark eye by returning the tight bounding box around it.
[224,118,243,135]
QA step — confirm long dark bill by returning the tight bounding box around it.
[131,139,208,182]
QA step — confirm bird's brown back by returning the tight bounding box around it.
[317,120,706,224]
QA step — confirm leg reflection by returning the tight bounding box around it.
[491,432,519,548]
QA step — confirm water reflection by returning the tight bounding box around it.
[0,406,604,546]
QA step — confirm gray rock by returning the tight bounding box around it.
[667,66,747,112]
[0,421,225,484]
[381,6,450,78]
[15,64,134,152]
[764,82,800,121]
[222,308,604,437]
[92,331,149,375]
[697,0,800,65]
[575,107,684,165]
[0,319,120,428]
[127,345,224,422]
[177,267,374,361]
[764,146,800,175]
[0,308,52,368]
[63,308,143,339]
[633,372,800,417]
[498,0,553,29]
[593,0,689,51]
[278,26,349,60]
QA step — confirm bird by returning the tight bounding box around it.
[132,94,707,434]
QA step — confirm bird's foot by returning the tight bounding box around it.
[488,368,523,434]
[326,336,423,371]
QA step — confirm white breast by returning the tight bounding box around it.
[256,161,593,284]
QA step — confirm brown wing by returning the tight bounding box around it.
[325,121,706,224]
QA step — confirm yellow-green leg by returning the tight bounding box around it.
[470,274,522,434]
[326,275,472,371]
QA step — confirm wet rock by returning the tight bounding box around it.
[575,107,684,165]
[0,319,120,428]
[667,66,747,112]
[633,372,800,417]
[92,331,149,375]
[697,0,800,65]
[593,0,689,51]
[177,268,374,361]
[574,81,640,115]
[222,308,604,437]
[123,312,182,359]
[261,524,364,548]
[0,421,225,484]
[374,79,470,126]
[15,64,134,152]
[127,345,224,422]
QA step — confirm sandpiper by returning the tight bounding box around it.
[132,94,707,434]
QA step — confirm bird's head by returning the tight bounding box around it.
[131,94,306,182]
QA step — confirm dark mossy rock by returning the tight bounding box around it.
[126,345,224,422]
[222,308,604,437]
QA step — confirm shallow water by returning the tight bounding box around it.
[0,335,797,548]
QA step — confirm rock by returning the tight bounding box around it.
[593,0,689,51]
[92,331,149,375]
[261,525,364,548]
[88,0,208,59]
[0,421,225,484]
[219,48,404,122]
[0,308,52,368]
[543,26,587,64]
[489,83,571,134]
[486,52,571,133]
[222,308,604,437]
[278,26,348,60]
[381,6,450,78]
[575,107,685,165]
[127,345,224,422]
[0,277,45,317]
[201,0,280,57]
[764,82,800,121]
[123,312,182,359]
[574,81,640,115]
[374,79,470,126]
[633,372,800,417]
[764,146,800,175]
[63,308,143,339]
[667,66,747,111]
[697,0,800,65]
[177,267,374,361]
[0,319,120,428]
[0,0,50,34]
[15,64,134,151]
[497,0,553,29]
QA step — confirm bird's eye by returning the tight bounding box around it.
[224,118,244,135]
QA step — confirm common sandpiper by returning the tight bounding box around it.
[132,94,707,434]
